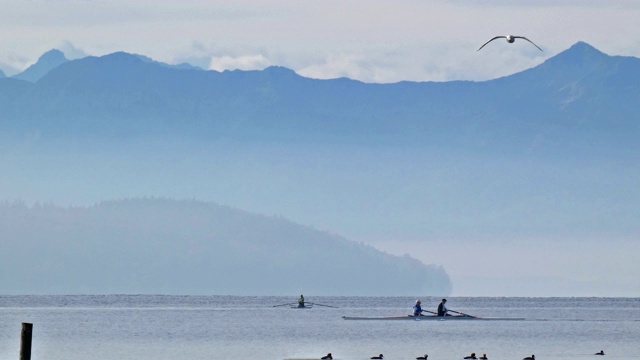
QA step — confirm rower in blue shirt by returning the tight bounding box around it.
[413,300,424,316]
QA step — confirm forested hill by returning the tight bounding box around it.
[0,199,452,295]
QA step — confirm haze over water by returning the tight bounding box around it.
[1,296,639,360]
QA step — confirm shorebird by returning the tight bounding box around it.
[477,35,542,51]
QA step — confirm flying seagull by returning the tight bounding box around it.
[477,35,542,51]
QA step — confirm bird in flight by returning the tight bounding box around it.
[477,35,542,51]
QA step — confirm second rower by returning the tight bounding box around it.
[437,298,449,316]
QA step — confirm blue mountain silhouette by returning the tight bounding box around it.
[12,49,68,83]
[1,42,637,157]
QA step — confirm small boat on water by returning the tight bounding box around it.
[273,295,338,309]
[291,304,313,309]
[273,302,337,309]
[342,314,524,321]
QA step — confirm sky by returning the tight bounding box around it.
[2,0,640,297]
[1,0,640,82]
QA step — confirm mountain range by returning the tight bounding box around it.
[1,41,638,156]
[1,42,639,296]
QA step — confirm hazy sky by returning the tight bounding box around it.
[1,0,640,82]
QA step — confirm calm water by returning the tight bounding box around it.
[1,296,639,360]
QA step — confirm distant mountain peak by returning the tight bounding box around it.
[263,65,298,76]
[560,41,607,59]
[40,49,67,62]
[569,41,599,51]
[264,65,296,73]
[101,51,145,62]
[521,41,612,80]
[13,48,69,83]
[97,51,202,71]
[551,41,610,64]
[221,65,297,76]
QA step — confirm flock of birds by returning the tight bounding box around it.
[319,351,605,359]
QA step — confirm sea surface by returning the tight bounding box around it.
[1,296,639,360]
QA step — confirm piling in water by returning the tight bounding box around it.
[20,323,33,360]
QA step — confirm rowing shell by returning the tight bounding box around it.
[342,315,524,321]
[291,305,313,309]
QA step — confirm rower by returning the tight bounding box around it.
[595,351,605,356]
[464,353,477,359]
[298,294,305,308]
[371,354,383,359]
[321,353,333,359]
[523,355,535,360]
[413,300,424,316]
[479,354,488,360]
[437,298,449,316]
[417,355,428,359]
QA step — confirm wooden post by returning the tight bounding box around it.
[20,323,33,360]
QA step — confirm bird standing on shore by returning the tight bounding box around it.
[477,35,543,51]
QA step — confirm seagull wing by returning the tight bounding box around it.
[477,36,506,51]
[514,36,543,51]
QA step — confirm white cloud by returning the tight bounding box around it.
[0,53,31,76]
[56,40,89,60]
[208,54,271,72]
[298,54,374,81]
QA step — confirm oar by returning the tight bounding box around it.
[421,310,438,315]
[308,302,338,308]
[272,303,294,307]
[447,309,477,318]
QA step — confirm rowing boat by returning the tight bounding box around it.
[342,315,524,321]
[291,304,313,309]
[273,302,337,309]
